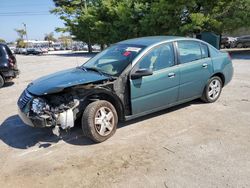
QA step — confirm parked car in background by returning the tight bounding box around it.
[92,44,101,51]
[25,48,43,55]
[18,36,233,142]
[40,47,48,53]
[17,48,27,54]
[220,36,236,49]
[48,47,54,51]
[0,43,19,88]
[235,35,250,48]
[54,46,61,51]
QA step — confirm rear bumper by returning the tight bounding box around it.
[223,63,234,86]
[2,69,19,79]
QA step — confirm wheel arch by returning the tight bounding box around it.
[211,72,225,87]
[83,89,125,122]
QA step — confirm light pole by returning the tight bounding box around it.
[23,23,28,48]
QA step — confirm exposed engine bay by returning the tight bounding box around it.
[18,69,130,138]
[29,93,80,136]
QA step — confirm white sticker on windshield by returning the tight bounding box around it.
[126,47,141,52]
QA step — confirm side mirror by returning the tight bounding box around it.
[131,69,153,79]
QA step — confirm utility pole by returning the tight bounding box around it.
[23,23,28,48]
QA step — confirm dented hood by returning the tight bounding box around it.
[27,68,110,95]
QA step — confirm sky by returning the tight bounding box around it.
[0,0,66,42]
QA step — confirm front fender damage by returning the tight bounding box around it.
[28,79,118,136]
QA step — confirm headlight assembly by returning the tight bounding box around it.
[31,98,46,114]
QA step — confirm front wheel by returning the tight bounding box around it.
[82,100,118,143]
[201,76,222,103]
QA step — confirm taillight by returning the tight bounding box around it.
[8,58,14,67]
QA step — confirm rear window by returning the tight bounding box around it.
[4,45,13,57]
[177,41,202,64]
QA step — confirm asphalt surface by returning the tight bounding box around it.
[0,53,249,188]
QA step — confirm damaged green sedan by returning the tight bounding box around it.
[18,36,233,142]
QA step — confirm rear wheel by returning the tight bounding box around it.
[201,76,222,103]
[0,75,4,88]
[236,43,243,48]
[82,100,118,143]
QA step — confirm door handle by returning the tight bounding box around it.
[168,72,175,78]
[202,63,208,68]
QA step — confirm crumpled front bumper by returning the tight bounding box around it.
[18,107,48,128]
[17,90,48,128]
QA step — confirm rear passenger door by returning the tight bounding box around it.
[177,41,213,101]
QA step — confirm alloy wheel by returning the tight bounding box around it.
[94,107,115,136]
[208,79,221,101]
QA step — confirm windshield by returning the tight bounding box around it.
[82,44,145,76]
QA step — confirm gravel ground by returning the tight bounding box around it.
[0,53,249,188]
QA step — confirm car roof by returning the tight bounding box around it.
[118,36,185,47]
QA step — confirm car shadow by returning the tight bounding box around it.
[2,81,14,88]
[230,51,250,60]
[119,99,203,128]
[0,99,203,149]
[0,115,94,149]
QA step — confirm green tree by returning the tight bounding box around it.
[15,29,26,40]
[58,35,72,48]
[15,28,27,48]
[0,38,6,43]
[51,0,250,50]
[16,39,26,48]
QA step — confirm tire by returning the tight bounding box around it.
[236,43,243,48]
[201,76,222,103]
[82,100,118,143]
[0,75,4,88]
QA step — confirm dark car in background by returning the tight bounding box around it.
[0,43,19,88]
[26,48,43,55]
[220,36,236,49]
[235,35,250,48]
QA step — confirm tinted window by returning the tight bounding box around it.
[138,43,175,71]
[178,41,202,64]
[200,43,209,58]
[3,45,13,57]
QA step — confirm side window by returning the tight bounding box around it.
[200,43,209,58]
[3,46,13,57]
[177,41,202,64]
[137,43,175,71]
